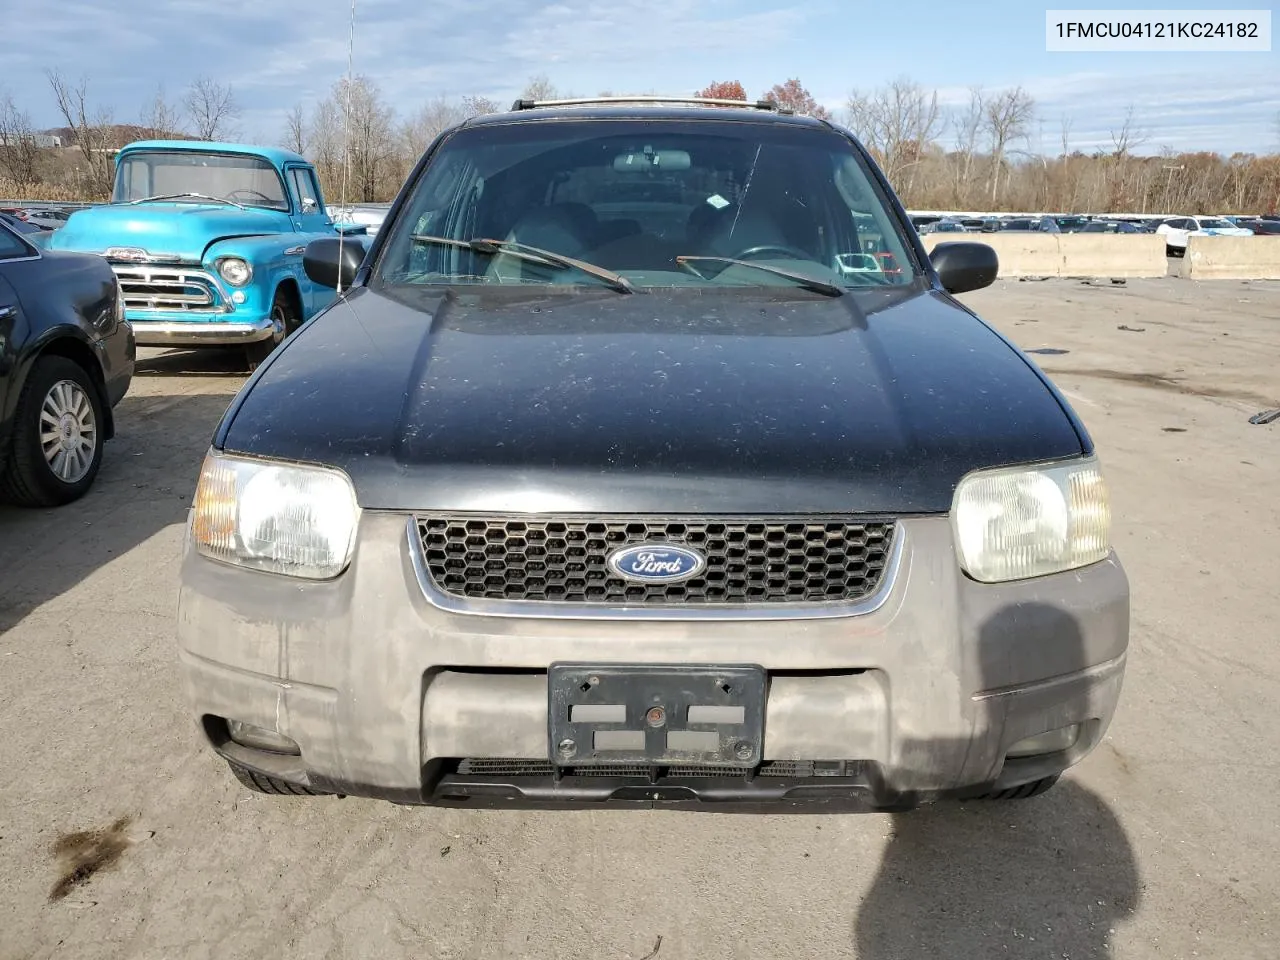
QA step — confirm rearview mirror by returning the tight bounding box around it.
[929,241,998,295]
[303,237,367,289]
[613,149,691,171]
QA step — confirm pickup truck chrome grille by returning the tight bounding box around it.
[110,265,227,313]
[417,516,895,604]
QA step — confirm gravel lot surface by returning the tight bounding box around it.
[1,277,1277,960]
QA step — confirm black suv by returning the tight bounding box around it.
[177,99,1128,810]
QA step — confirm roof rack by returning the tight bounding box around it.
[507,95,794,115]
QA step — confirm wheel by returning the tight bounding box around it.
[226,759,329,796]
[0,355,105,507]
[243,287,301,370]
[967,774,1060,801]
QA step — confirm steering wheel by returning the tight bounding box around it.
[732,244,811,261]
[226,189,273,203]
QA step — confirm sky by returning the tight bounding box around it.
[2,0,1278,155]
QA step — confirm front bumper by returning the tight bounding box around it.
[177,513,1129,809]
[129,314,278,346]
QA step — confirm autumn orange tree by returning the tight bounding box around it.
[762,78,830,119]
[695,81,748,101]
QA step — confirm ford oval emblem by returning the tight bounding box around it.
[607,543,706,584]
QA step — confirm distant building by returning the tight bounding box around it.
[0,132,63,148]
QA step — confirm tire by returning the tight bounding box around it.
[0,355,105,507]
[227,759,329,796]
[243,286,301,370]
[968,774,1060,801]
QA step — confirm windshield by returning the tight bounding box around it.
[374,119,918,292]
[112,151,289,210]
[1198,218,1231,229]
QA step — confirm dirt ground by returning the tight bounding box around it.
[1,277,1277,960]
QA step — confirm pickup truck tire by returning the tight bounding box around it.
[227,759,330,796]
[243,288,301,369]
[0,355,105,507]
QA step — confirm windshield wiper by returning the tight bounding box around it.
[410,234,633,294]
[128,192,246,210]
[675,255,844,297]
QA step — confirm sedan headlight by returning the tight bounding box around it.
[216,256,253,286]
[191,451,359,579]
[952,457,1111,583]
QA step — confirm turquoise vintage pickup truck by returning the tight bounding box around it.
[48,140,364,365]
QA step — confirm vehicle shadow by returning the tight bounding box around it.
[852,600,1139,959]
[134,346,252,378]
[0,390,237,638]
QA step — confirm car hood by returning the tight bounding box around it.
[218,284,1087,514]
[49,203,292,261]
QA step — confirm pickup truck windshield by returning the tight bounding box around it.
[374,119,918,292]
[112,151,289,211]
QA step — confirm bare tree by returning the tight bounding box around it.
[183,76,240,140]
[521,75,560,101]
[319,75,396,203]
[0,91,42,184]
[950,86,985,206]
[462,95,500,116]
[46,70,117,198]
[844,77,942,203]
[984,86,1035,204]
[140,84,183,139]
[283,102,307,154]
[402,95,465,157]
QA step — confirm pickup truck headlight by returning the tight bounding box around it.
[191,451,359,579]
[952,457,1111,583]
[216,257,252,286]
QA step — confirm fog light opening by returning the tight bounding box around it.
[227,719,301,755]
[1006,723,1081,759]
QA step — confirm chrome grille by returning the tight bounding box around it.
[111,265,226,313]
[417,516,895,604]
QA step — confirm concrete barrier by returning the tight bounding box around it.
[922,233,1169,278]
[1185,235,1280,280]
[922,232,1062,277]
[1057,234,1167,278]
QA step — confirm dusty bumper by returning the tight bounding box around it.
[129,315,277,346]
[177,513,1129,808]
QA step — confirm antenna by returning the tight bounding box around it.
[335,0,357,294]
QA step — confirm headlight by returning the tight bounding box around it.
[952,457,1111,583]
[191,451,359,579]
[216,257,252,286]
[114,278,126,323]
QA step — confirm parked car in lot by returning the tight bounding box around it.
[1234,217,1280,236]
[1156,216,1254,254]
[917,218,969,235]
[178,98,1128,810]
[999,217,1061,234]
[0,220,134,506]
[1079,220,1142,234]
[47,140,364,367]
[0,211,49,236]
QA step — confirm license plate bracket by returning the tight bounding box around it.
[548,662,766,767]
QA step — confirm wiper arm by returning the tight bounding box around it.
[675,255,844,297]
[410,234,633,294]
[128,192,246,210]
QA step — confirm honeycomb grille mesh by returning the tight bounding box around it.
[417,516,895,604]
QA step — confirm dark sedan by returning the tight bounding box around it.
[0,220,135,505]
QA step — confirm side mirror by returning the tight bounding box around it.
[303,237,367,289]
[929,241,999,295]
[300,197,318,213]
